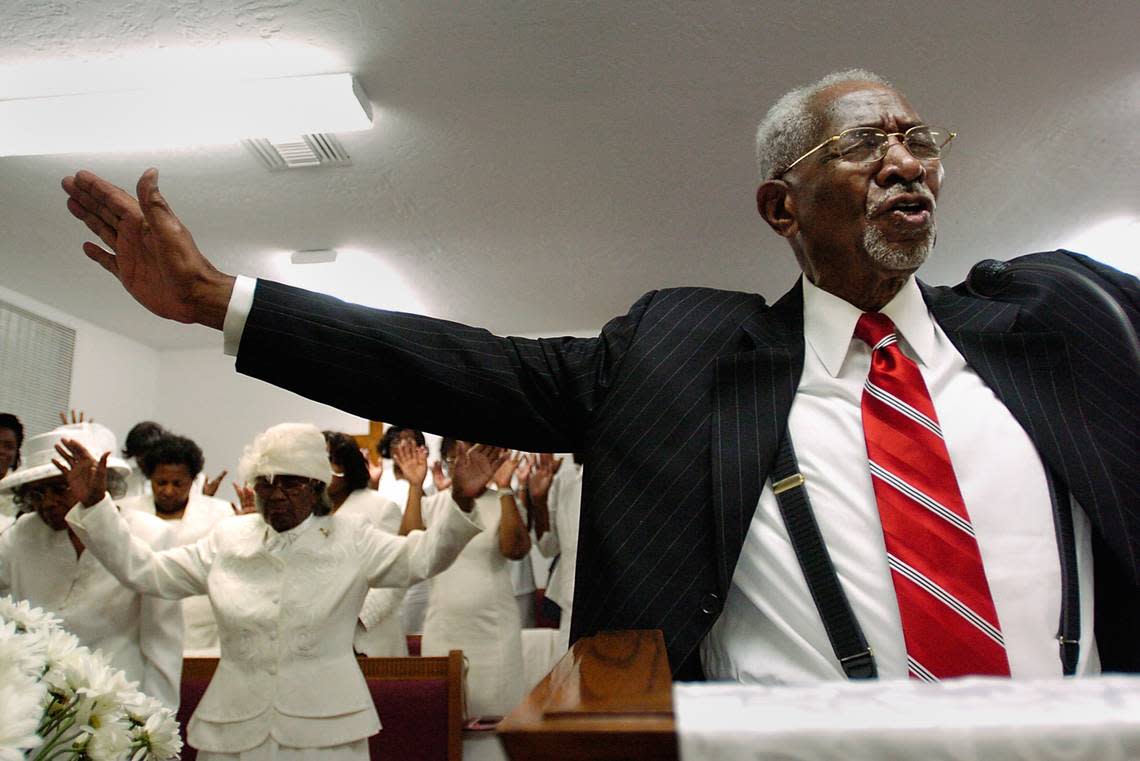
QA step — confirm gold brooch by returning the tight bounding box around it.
[319,527,330,538]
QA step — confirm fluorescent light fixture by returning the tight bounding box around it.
[291,249,339,265]
[267,248,429,315]
[0,73,372,157]
[1061,215,1139,276]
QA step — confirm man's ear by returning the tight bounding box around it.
[757,180,797,238]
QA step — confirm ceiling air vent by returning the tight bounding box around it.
[243,133,351,170]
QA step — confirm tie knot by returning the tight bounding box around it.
[855,312,897,350]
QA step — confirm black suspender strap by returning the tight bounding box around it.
[771,431,877,679]
[1045,466,1080,676]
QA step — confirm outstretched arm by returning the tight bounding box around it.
[63,169,655,453]
[56,439,212,599]
[62,169,235,328]
[394,439,428,536]
[491,452,531,560]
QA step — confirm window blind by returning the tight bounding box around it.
[0,299,75,439]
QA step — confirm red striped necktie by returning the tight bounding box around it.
[855,312,1010,681]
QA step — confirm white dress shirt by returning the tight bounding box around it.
[701,276,1099,683]
[0,509,184,708]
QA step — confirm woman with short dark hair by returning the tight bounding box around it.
[324,431,407,656]
[121,420,168,498]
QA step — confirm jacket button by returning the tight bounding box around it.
[700,592,721,615]
[268,663,277,675]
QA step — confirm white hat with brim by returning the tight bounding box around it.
[0,422,131,494]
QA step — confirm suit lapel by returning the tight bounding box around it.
[923,283,1103,515]
[710,281,805,590]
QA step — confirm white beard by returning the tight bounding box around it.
[862,219,935,271]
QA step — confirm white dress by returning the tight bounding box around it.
[120,492,236,653]
[421,490,524,718]
[0,510,184,709]
[536,463,583,652]
[337,489,408,657]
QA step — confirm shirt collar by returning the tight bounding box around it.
[263,512,315,550]
[802,275,936,377]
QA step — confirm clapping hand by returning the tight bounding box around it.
[392,439,428,487]
[203,469,228,497]
[450,444,510,504]
[361,447,383,490]
[430,460,451,491]
[52,439,108,508]
[61,169,234,329]
[58,410,93,425]
[515,454,533,489]
[528,453,556,504]
[231,482,257,515]
[491,451,521,489]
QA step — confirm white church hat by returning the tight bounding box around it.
[0,422,131,494]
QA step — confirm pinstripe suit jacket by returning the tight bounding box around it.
[236,250,1139,678]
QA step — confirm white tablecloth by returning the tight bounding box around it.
[675,676,1140,761]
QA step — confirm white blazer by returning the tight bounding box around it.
[0,509,184,710]
[67,494,482,753]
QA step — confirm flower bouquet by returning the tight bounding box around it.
[0,596,182,761]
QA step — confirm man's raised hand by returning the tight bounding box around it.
[61,168,235,329]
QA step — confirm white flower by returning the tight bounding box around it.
[0,680,45,761]
[121,691,164,725]
[0,597,61,633]
[0,620,43,687]
[80,718,133,761]
[0,595,181,761]
[129,709,183,760]
[74,664,135,731]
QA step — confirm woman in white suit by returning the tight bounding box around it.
[59,423,508,761]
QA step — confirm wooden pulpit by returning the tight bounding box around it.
[497,630,679,760]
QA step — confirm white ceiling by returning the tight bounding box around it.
[2,0,1138,349]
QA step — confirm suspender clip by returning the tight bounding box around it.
[772,473,805,495]
[839,647,877,680]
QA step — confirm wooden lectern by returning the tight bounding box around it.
[498,630,679,760]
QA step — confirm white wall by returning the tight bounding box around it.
[154,347,372,491]
[0,283,160,441]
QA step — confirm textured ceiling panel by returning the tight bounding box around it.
[1,0,1137,348]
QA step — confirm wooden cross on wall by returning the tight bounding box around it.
[352,421,386,465]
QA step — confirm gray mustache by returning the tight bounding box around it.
[867,183,936,217]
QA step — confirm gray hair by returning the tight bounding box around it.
[755,69,892,180]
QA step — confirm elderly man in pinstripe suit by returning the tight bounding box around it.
[63,69,1138,685]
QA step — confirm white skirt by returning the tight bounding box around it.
[197,737,368,761]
